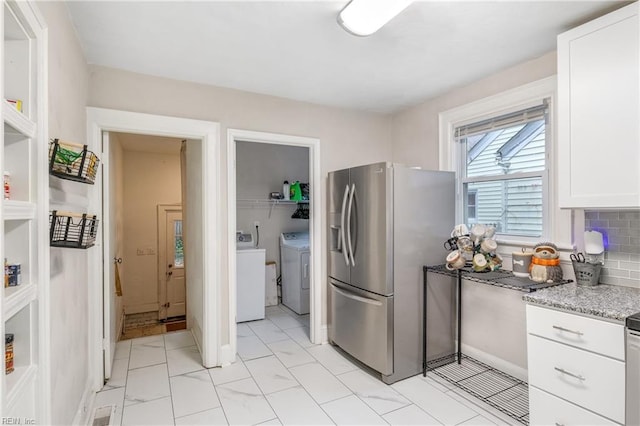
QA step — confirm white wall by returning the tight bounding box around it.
[390,51,558,374]
[36,2,91,424]
[87,66,394,344]
[236,141,309,276]
[391,51,557,170]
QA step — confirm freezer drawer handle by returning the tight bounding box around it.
[346,183,356,267]
[552,325,584,336]
[334,286,382,306]
[555,423,565,426]
[629,332,640,349]
[554,367,586,381]
[340,185,350,266]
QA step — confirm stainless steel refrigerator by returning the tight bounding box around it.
[328,162,454,384]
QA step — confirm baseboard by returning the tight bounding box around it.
[71,378,96,426]
[117,309,125,341]
[190,319,203,355]
[460,343,528,382]
[219,343,234,366]
[319,325,329,344]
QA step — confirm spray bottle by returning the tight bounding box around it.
[283,180,290,201]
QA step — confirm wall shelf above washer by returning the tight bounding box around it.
[236,198,309,218]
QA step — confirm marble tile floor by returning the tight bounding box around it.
[92,304,519,426]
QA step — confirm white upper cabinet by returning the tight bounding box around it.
[557,3,639,208]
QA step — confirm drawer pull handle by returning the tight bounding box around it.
[552,325,583,336]
[555,423,564,426]
[554,367,585,381]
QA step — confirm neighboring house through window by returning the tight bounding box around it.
[467,189,478,222]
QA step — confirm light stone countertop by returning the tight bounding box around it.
[522,282,640,322]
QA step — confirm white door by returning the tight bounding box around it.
[102,130,117,379]
[164,210,185,318]
[159,206,185,320]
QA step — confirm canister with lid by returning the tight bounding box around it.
[3,172,10,200]
[5,333,14,374]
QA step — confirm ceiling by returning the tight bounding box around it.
[66,1,628,114]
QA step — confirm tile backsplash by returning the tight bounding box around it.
[585,210,640,288]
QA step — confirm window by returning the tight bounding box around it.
[174,219,184,268]
[467,190,478,222]
[455,101,549,238]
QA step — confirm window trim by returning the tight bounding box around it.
[438,76,571,248]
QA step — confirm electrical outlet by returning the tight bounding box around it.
[254,221,260,228]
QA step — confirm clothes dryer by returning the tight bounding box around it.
[280,232,310,314]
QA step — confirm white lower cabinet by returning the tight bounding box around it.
[529,387,618,426]
[526,305,625,425]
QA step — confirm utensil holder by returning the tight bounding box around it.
[572,260,602,286]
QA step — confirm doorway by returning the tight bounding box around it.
[110,133,186,340]
[226,129,322,358]
[87,108,221,392]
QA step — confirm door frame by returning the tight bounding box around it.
[157,204,183,321]
[226,129,322,354]
[87,107,220,391]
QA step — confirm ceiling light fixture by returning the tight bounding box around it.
[337,0,414,37]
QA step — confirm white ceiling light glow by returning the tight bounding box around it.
[338,0,414,37]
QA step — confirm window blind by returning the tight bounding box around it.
[455,101,548,140]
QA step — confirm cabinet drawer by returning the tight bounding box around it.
[529,386,618,426]
[526,304,624,360]
[527,335,625,423]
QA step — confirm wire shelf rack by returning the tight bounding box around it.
[428,354,529,425]
[426,264,572,292]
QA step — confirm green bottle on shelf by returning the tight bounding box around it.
[290,181,302,201]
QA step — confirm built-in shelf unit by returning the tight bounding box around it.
[1,0,49,422]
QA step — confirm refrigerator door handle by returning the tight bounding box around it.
[333,285,382,306]
[340,184,350,266]
[346,183,356,267]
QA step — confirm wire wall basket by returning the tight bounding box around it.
[49,211,99,249]
[48,139,100,184]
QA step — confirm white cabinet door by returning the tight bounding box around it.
[529,386,618,426]
[558,3,639,208]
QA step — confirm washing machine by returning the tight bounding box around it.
[237,232,265,322]
[280,231,310,315]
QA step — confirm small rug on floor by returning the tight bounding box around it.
[166,320,187,332]
[120,315,187,340]
[120,324,166,340]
